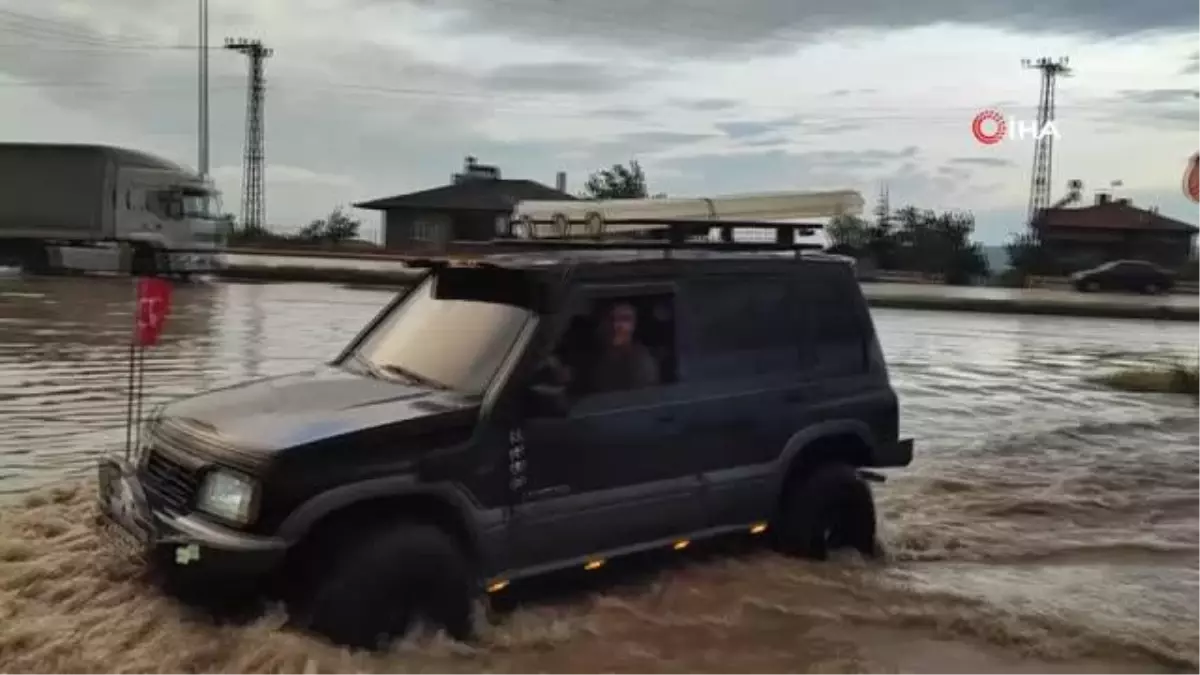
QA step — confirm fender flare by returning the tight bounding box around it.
[276,475,485,555]
[767,419,878,497]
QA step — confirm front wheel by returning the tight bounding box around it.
[772,463,879,560]
[296,522,475,649]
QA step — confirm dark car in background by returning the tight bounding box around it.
[1069,260,1176,294]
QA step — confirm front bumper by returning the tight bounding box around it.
[96,457,286,580]
[870,438,914,468]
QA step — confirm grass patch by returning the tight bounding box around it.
[1091,362,1200,396]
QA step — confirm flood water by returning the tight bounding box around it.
[0,275,1196,673]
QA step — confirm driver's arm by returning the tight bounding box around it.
[542,353,573,386]
[632,346,660,388]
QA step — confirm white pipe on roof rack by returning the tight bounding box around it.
[509,189,864,239]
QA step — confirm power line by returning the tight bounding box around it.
[0,9,169,49]
[0,76,1104,125]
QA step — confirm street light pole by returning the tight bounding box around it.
[198,0,209,177]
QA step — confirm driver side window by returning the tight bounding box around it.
[535,291,678,406]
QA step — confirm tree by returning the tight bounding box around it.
[1005,231,1050,280]
[890,206,989,284]
[826,214,871,252]
[583,160,648,199]
[297,206,361,243]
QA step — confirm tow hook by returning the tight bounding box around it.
[858,469,886,483]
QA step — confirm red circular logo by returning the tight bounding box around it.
[1184,152,1199,203]
[971,110,1006,145]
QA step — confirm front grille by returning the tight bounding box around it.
[140,450,199,514]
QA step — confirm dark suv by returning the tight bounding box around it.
[96,227,913,648]
[1070,259,1175,294]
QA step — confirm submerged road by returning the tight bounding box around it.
[0,275,1195,672]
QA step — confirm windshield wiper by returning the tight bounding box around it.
[378,364,450,391]
[343,352,387,380]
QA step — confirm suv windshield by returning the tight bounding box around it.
[349,274,533,396]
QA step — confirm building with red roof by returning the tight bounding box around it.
[1034,193,1198,271]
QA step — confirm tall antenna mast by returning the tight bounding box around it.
[225,38,273,232]
[1022,56,1071,228]
[874,182,891,228]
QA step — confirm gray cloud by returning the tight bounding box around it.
[743,135,790,147]
[1120,88,1200,104]
[716,120,785,139]
[673,97,740,111]
[654,146,923,188]
[1082,88,1200,129]
[950,157,1016,168]
[414,0,1196,57]
[479,61,653,93]
[1183,52,1199,75]
[592,107,648,120]
[592,131,717,157]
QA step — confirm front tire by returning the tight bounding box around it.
[298,522,475,649]
[772,463,878,560]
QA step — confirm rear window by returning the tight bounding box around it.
[801,264,870,377]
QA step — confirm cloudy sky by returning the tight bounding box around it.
[1,0,1196,244]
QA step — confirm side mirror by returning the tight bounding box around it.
[526,383,570,418]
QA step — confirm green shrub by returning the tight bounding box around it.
[1091,362,1199,396]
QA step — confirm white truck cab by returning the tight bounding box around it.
[116,167,226,275]
[0,143,226,277]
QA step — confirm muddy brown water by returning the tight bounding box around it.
[0,275,1196,673]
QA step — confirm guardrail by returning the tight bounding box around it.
[1026,276,1198,293]
[859,270,946,284]
[222,246,425,261]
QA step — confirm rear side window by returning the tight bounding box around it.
[802,264,870,377]
[683,273,800,379]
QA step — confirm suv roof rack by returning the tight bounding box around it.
[491,218,826,256]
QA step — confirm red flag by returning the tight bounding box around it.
[1184,152,1199,204]
[135,277,173,347]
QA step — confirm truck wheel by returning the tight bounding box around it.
[772,463,878,561]
[15,243,50,274]
[130,244,159,276]
[299,522,475,649]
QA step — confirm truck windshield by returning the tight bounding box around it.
[182,191,222,220]
[348,274,533,396]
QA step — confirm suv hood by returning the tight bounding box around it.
[159,366,478,454]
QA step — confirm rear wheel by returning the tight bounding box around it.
[772,463,879,560]
[6,241,51,274]
[130,244,163,276]
[295,522,475,649]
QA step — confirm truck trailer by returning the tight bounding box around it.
[0,143,225,276]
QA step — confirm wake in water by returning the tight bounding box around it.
[0,415,1195,673]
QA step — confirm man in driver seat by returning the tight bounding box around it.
[542,300,661,395]
[585,301,659,393]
